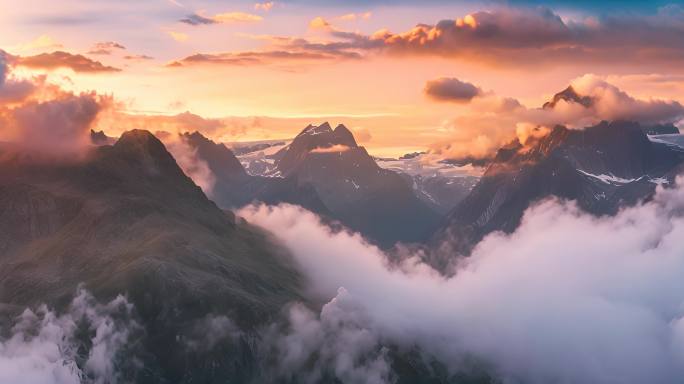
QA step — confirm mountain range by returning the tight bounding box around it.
[185,123,442,247]
[3,84,684,383]
[433,119,684,260]
[179,131,329,215]
[0,128,495,383]
[86,87,684,267]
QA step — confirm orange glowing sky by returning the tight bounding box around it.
[2,0,684,157]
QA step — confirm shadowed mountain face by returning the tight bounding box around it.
[271,123,442,247]
[374,154,483,214]
[275,122,358,175]
[181,131,247,180]
[0,130,303,382]
[402,173,480,214]
[433,121,684,258]
[180,131,330,215]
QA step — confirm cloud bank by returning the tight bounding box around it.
[0,50,113,156]
[179,11,262,26]
[0,288,140,384]
[3,92,108,154]
[261,296,393,383]
[170,6,684,70]
[428,74,684,160]
[240,179,684,383]
[0,52,37,103]
[564,74,684,125]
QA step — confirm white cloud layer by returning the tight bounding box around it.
[261,294,392,384]
[240,179,684,383]
[0,288,139,384]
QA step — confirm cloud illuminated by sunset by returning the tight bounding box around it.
[1,1,684,158]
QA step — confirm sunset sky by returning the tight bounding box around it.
[2,0,684,157]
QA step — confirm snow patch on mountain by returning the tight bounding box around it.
[649,134,684,151]
[577,169,641,185]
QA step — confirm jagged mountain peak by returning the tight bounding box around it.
[298,122,333,137]
[117,128,162,146]
[292,122,357,147]
[90,129,113,145]
[182,130,212,142]
[277,122,361,175]
[333,123,349,133]
[105,129,210,195]
[541,87,679,134]
[333,124,357,147]
[114,129,174,162]
[262,122,441,246]
[180,130,247,179]
[543,85,594,109]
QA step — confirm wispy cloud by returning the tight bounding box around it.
[179,11,263,26]
[167,46,361,68]
[87,41,126,55]
[14,35,63,52]
[309,16,331,29]
[15,51,121,73]
[167,30,189,42]
[123,54,154,61]
[338,12,372,21]
[170,6,684,71]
